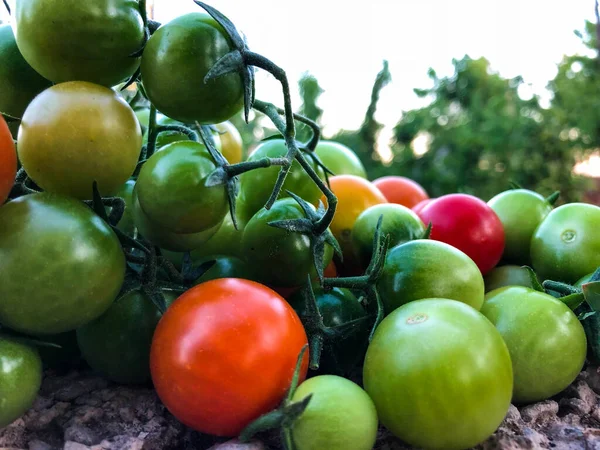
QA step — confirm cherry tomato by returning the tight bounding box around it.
[530,203,600,283]
[484,265,536,293]
[291,375,378,450]
[216,121,243,164]
[482,286,586,403]
[488,189,553,265]
[418,194,505,275]
[14,0,145,86]
[314,141,366,178]
[192,255,256,284]
[0,115,16,205]
[364,299,513,450]
[18,81,142,199]
[141,13,244,124]
[150,279,309,436]
[411,198,435,215]
[372,176,429,209]
[378,240,485,313]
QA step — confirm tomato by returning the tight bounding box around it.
[242,198,333,288]
[216,121,243,164]
[481,286,586,403]
[136,141,228,234]
[77,289,179,384]
[411,198,435,215]
[531,203,600,283]
[418,194,505,275]
[288,287,369,374]
[488,189,553,265]
[238,139,326,223]
[291,375,378,450]
[363,299,512,450]
[0,25,51,118]
[150,279,309,436]
[141,13,244,124]
[0,115,16,205]
[18,81,142,200]
[324,175,387,264]
[352,203,425,268]
[372,176,428,209]
[14,0,144,86]
[113,179,136,236]
[0,193,125,335]
[378,240,485,313]
[0,338,42,428]
[192,255,256,284]
[314,141,366,178]
[484,265,535,293]
[132,186,220,252]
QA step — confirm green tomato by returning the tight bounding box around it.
[136,141,228,234]
[488,189,553,265]
[132,186,220,252]
[77,289,179,384]
[238,139,326,223]
[363,299,513,450]
[14,0,144,86]
[576,273,594,288]
[0,338,42,427]
[0,193,125,335]
[314,141,367,178]
[241,198,333,288]
[481,286,587,403]
[288,287,369,374]
[192,255,257,284]
[484,265,536,293]
[134,108,150,135]
[291,375,378,450]
[377,240,485,313]
[141,13,244,124]
[352,203,425,268]
[0,25,51,118]
[531,203,600,283]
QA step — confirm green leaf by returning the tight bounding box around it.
[559,292,585,311]
[522,266,544,292]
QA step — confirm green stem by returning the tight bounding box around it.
[145,104,158,159]
[546,191,560,206]
[225,157,290,177]
[156,124,199,142]
[308,334,324,370]
[2,0,9,15]
[323,275,370,290]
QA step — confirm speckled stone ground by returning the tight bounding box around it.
[3,366,600,450]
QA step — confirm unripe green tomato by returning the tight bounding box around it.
[483,265,536,293]
[314,141,367,178]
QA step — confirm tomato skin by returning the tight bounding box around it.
[378,240,485,313]
[363,299,513,450]
[136,141,228,234]
[0,25,51,118]
[192,255,257,284]
[372,176,429,209]
[352,203,425,268]
[150,279,309,436]
[238,139,326,223]
[488,189,553,265]
[77,289,179,384]
[215,121,243,164]
[0,193,125,335]
[0,115,16,205]
[18,81,142,200]
[241,198,333,288]
[530,203,600,283]
[14,0,144,86]
[482,286,586,403]
[484,265,535,293]
[0,338,42,428]
[314,141,367,178]
[411,198,435,215]
[291,375,378,450]
[418,194,505,275]
[141,13,244,124]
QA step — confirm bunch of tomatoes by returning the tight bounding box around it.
[1,1,600,450]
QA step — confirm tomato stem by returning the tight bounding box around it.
[2,0,9,15]
[145,104,158,159]
[546,191,560,206]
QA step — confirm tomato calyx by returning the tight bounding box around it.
[546,191,560,206]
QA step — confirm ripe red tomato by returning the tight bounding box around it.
[373,176,428,209]
[0,115,16,204]
[412,198,435,215]
[150,279,309,437]
[418,194,505,275]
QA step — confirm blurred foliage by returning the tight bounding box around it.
[230,21,600,202]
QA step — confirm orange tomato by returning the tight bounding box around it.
[373,176,428,209]
[216,121,243,164]
[0,116,16,204]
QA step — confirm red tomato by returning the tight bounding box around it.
[0,116,16,204]
[373,176,428,209]
[412,198,435,215]
[418,194,504,275]
[150,279,309,437]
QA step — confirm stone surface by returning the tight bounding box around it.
[2,367,600,449]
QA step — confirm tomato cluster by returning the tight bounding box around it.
[1,2,599,450]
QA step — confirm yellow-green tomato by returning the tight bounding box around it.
[291,375,378,450]
[363,299,513,450]
[17,81,142,199]
[481,286,587,404]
